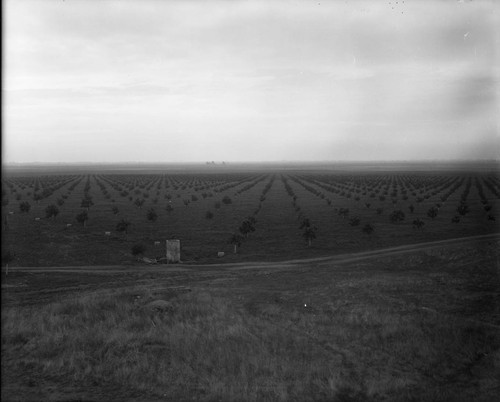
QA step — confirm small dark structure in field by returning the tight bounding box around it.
[166,239,181,263]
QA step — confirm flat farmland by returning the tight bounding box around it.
[2,163,500,401]
[1,163,499,266]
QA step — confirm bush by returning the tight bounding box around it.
[412,218,425,229]
[80,196,93,209]
[146,208,158,222]
[389,210,405,223]
[300,218,311,229]
[427,206,438,220]
[116,219,131,234]
[239,218,256,237]
[457,203,469,216]
[19,201,31,213]
[2,250,14,267]
[349,217,360,226]
[338,208,349,219]
[222,196,232,205]
[302,226,317,246]
[131,243,146,257]
[205,211,214,219]
[362,224,374,235]
[45,204,59,219]
[134,198,145,209]
[228,233,244,253]
[76,210,88,227]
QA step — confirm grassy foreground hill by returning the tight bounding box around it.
[2,235,499,401]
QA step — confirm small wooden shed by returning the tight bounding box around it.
[166,239,180,263]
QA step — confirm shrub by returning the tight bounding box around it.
[389,210,405,223]
[33,193,43,203]
[76,210,89,227]
[45,204,59,219]
[131,243,146,257]
[349,217,360,226]
[228,233,244,253]
[338,208,349,219]
[302,226,317,246]
[222,196,232,205]
[146,208,158,222]
[300,218,311,229]
[362,224,374,235]
[19,201,31,213]
[80,196,93,209]
[2,250,14,268]
[413,218,425,229]
[427,206,438,220]
[457,203,469,216]
[239,218,256,237]
[116,219,131,234]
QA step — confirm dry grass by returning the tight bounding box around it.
[2,239,499,401]
[2,277,499,402]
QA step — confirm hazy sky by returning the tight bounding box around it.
[3,0,499,163]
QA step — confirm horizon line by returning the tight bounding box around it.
[2,158,500,166]
[3,159,499,167]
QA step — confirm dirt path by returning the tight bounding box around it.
[10,232,499,273]
[3,232,498,308]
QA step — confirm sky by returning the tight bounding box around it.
[2,0,499,163]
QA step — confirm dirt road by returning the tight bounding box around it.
[9,232,500,273]
[2,233,499,308]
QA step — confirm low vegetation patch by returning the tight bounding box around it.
[3,243,499,402]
